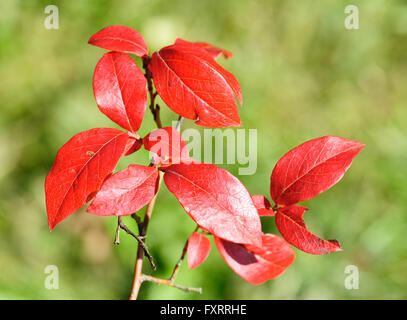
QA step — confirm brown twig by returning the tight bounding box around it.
[170,225,200,282]
[143,56,162,128]
[131,213,143,231]
[132,225,202,296]
[118,219,156,271]
[129,172,163,300]
[128,62,188,299]
[140,274,202,294]
[129,58,162,300]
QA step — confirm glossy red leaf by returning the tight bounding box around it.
[187,232,211,269]
[93,52,147,132]
[270,136,365,206]
[275,205,342,255]
[87,164,159,216]
[45,128,129,230]
[150,44,242,127]
[215,234,295,285]
[163,163,262,247]
[175,38,233,59]
[252,195,275,217]
[143,127,190,165]
[88,25,148,57]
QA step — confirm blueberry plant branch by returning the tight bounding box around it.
[128,62,194,298]
[45,26,365,300]
[129,117,194,299]
[129,58,162,299]
[129,171,163,300]
[129,61,189,299]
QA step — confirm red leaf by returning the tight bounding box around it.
[175,38,233,59]
[275,205,342,255]
[187,232,211,269]
[45,128,129,230]
[143,127,190,165]
[88,25,148,57]
[87,164,159,216]
[270,136,365,206]
[124,137,142,156]
[215,234,295,285]
[150,44,242,127]
[252,195,275,217]
[163,163,262,246]
[93,52,147,132]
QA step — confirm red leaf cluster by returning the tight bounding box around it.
[45,25,365,287]
[265,136,365,255]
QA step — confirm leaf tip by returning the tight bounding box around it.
[48,218,57,232]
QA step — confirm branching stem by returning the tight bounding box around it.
[128,60,188,300]
[135,225,202,296]
[118,218,155,271]
[129,172,163,300]
[140,274,202,294]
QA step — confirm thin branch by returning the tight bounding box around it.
[170,225,199,282]
[198,229,211,236]
[128,61,188,300]
[119,220,156,271]
[137,226,203,295]
[140,274,202,294]
[114,216,155,269]
[131,213,143,231]
[129,171,164,300]
[129,57,167,300]
[143,56,162,129]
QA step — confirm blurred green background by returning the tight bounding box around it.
[1,0,406,299]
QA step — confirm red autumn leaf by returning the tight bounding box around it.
[149,44,242,127]
[88,25,148,57]
[252,195,275,217]
[93,51,147,132]
[275,205,342,255]
[175,38,233,59]
[124,137,142,156]
[87,164,159,216]
[187,232,211,269]
[45,128,130,230]
[215,233,295,285]
[270,136,365,206]
[163,163,262,247]
[143,127,190,164]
